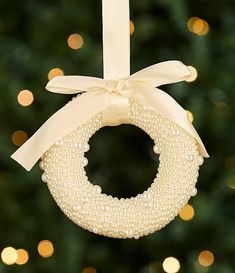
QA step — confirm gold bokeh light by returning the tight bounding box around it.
[1,247,18,265]
[37,240,54,258]
[187,17,197,30]
[48,67,64,81]
[17,89,34,107]
[179,204,195,221]
[187,17,210,36]
[82,267,97,273]
[130,20,135,35]
[187,110,194,123]
[185,66,198,82]
[198,250,214,267]
[12,130,28,146]
[162,257,180,273]
[67,33,84,49]
[16,249,29,265]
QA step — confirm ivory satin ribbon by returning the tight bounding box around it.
[11,0,209,171]
[102,0,130,79]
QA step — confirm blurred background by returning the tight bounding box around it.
[0,0,235,272]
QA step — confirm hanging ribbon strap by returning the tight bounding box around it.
[11,0,209,171]
[102,0,130,79]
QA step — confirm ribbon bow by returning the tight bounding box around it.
[11,60,209,171]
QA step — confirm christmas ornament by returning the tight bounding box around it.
[11,0,209,239]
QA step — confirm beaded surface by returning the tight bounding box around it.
[40,100,203,239]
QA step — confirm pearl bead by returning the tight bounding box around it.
[153,144,160,154]
[187,154,194,161]
[74,143,83,148]
[94,185,102,193]
[84,143,90,152]
[82,158,88,166]
[198,156,204,165]
[191,188,197,196]
[39,161,45,170]
[41,173,47,183]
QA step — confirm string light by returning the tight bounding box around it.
[16,249,29,265]
[130,20,135,35]
[12,130,28,146]
[37,240,54,258]
[162,257,180,273]
[198,250,214,267]
[179,204,195,221]
[67,33,84,49]
[82,267,97,273]
[185,66,198,82]
[187,17,210,36]
[187,110,194,123]
[48,67,64,81]
[1,247,18,265]
[17,90,34,107]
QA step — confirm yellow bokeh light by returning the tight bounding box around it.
[193,19,209,36]
[198,250,214,267]
[17,89,34,106]
[187,17,210,36]
[67,33,84,49]
[12,130,28,146]
[82,266,97,273]
[16,249,29,265]
[193,19,205,34]
[130,20,135,35]
[185,66,198,82]
[187,17,198,31]
[162,257,180,273]
[48,67,64,81]
[179,204,195,221]
[187,110,194,123]
[37,240,54,258]
[1,247,18,265]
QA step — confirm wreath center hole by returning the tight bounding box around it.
[85,124,159,199]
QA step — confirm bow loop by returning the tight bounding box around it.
[130,60,191,87]
[46,76,105,95]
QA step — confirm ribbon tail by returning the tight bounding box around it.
[129,82,209,158]
[130,60,191,87]
[11,92,109,171]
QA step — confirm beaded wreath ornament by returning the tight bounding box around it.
[11,0,209,239]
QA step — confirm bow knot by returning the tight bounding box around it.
[105,78,127,94]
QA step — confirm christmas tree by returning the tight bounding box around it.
[0,0,234,272]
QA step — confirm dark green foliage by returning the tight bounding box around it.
[0,0,235,272]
